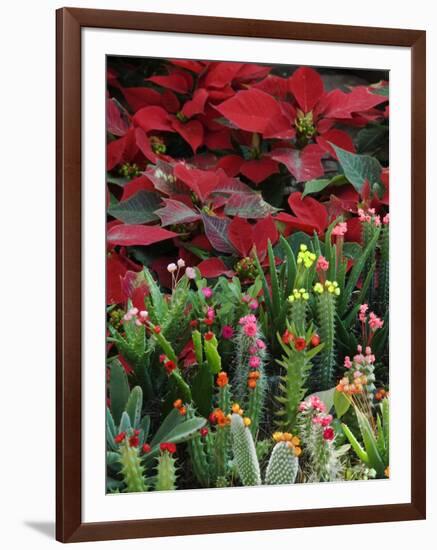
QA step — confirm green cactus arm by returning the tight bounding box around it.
[155,451,177,491]
[119,443,148,493]
[265,441,299,485]
[246,368,266,438]
[316,292,336,390]
[230,414,261,486]
[188,434,210,487]
[192,330,203,365]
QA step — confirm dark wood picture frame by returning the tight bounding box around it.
[56,7,426,543]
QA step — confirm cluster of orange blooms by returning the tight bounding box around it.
[272,431,302,456]
[375,388,389,401]
[247,370,260,389]
[216,371,229,387]
[210,407,231,427]
[173,399,187,416]
[336,373,368,395]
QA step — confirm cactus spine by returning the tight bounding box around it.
[265,441,299,485]
[230,414,261,486]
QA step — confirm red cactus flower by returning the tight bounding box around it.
[142,443,151,454]
[311,334,321,347]
[294,337,306,352]
[129,434,140,447]
[204,331,214,341]
[199,427,209,438]
[114,432,126,444]
[164,360,177,374]
[160,442,177,454]
[323,427,335,441]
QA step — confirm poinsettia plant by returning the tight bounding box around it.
[106,57,388,296]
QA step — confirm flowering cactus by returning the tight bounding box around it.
[265,433,301,485]
[116,431,148,492]
[155,444,178,491]
[297,396,347,482]
[233,315,268,437]
[230,412,261,486]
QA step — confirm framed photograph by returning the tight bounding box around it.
[56,7,426,543]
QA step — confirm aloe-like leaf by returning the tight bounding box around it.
[109,360,130,425]
[267,240,281,314]
[342,423,369,463]
[191,363,213,418]
[118,411,132,433]
[106,407,117,451]
[356,410,385,476]
[125,386,143,428]
[151,409,184,447]
[139,415,151,445]
[334,389,351,418]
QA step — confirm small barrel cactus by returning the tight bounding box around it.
[230,412,261,486]
[117,434,148,493]
[265,441,299,485]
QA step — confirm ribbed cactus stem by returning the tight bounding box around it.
[265,442,299,485]
[155,451,177,491]
[119,443,148,493]
[230,414,261,486]
[246,367,266,438]
[289,300,307,335]
[276,351,309,432]
[188,434,210,487]
[214,426,229,479]
[316,292,336,389]
[218,384,231,415]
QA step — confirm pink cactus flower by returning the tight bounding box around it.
[243,322,257,337]
[249,355,261,368]
[256,339,266,350]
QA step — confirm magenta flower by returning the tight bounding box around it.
[221,325,234,340]
[248,298,259,311]
[249,355,261,368]
[202,287,213,299]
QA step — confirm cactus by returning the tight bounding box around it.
[155,450,178,491]
[297,395,347,482]
[265,441,299,485]
[188,432,210,487]
[275,328,324,431]
[230,413,261,486]
[233,316,267,439]
[246,366,267,437]
[118,439,148,492]
[314,284,338,390]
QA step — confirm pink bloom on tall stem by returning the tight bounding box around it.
[316,255,329,272]
[344,356,352,369]
[185,267,196,279]
[332,222,347,236]
[358,304,368,322]
[369,312,384,331]
[202,287,213,299]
